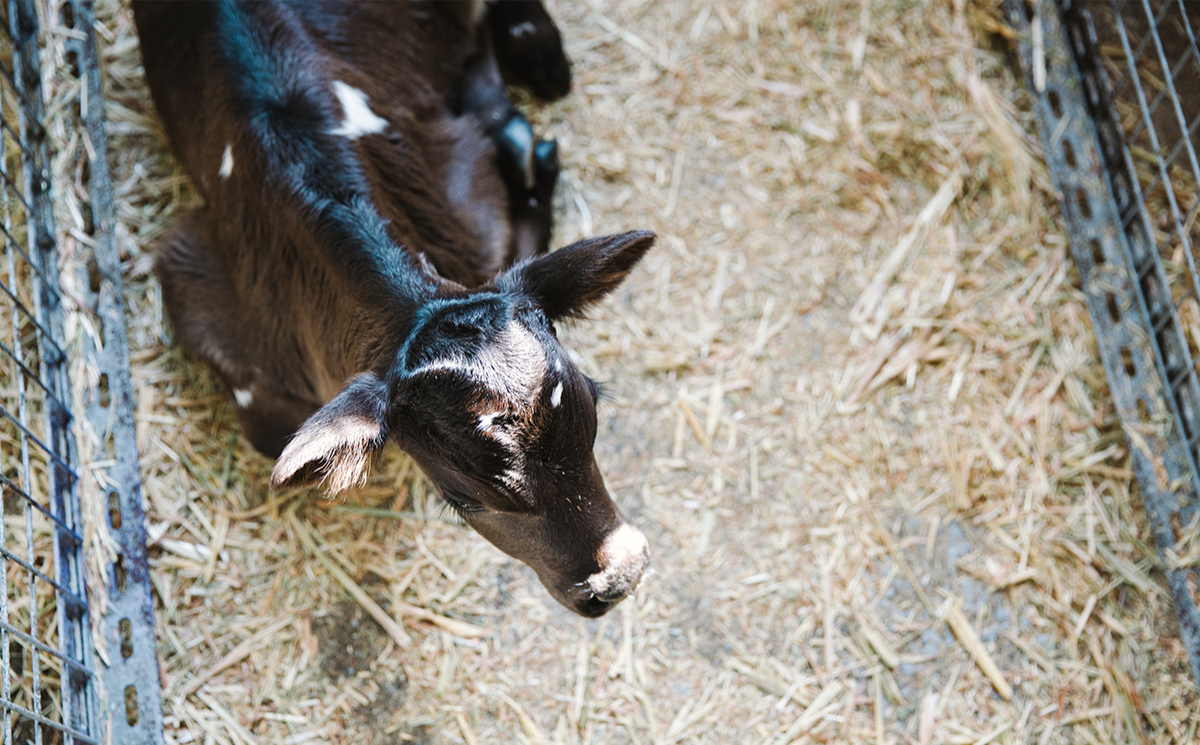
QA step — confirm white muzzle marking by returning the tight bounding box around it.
[586,523,649,601]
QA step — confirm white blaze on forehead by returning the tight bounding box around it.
[411,316,549,469]
[478,410,518,452]
[478,321,547,404]
[416,318,546,405]
[550,381,563,408]
[329,81,388,139]
[219,144,234,179]
[233,388,253,407]
[415,358,474,377]
[500,465,525,490]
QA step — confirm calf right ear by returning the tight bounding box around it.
[271,372,390,495]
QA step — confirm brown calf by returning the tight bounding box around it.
[134,1,653,617]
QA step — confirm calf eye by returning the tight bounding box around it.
[442,491,483,514]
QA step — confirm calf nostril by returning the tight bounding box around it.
[586,556,646,603]
[593,588,627,603]
[578,595,620,617]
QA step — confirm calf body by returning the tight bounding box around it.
[135,1,652,617]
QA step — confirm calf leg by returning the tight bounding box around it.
[485,0,572,102]
[458,34,559,261]
[154,211,319,457]
[508,138,558,263]
[228,384,319,459]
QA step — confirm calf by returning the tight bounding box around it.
[134,1,653,617]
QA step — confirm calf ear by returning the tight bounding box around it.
[271,372,389,494]
[499,230,655,320]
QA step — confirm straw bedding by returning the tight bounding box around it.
[37,0,1200,742]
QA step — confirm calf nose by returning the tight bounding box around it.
[586,523,650,603]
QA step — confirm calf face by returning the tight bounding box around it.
[271,231,655,616]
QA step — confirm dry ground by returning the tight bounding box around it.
[50,0,1200,742]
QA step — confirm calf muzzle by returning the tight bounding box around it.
[569,523,649,616]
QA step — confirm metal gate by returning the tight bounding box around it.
[1010,0,1200,685]
[0,0,163,742]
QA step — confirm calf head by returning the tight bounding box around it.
[271,231,654,617]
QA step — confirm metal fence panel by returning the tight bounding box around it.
[1,0,97,739]
[60,0,165,738]
[1010,0,1200,685]
[0,0,164,741]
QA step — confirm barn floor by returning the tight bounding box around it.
[70,0,1200,743]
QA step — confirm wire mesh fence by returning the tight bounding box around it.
[1086,1,1200,506]
[1011,0,1200,685]
[0,0,97,739]
[0,0,162,742]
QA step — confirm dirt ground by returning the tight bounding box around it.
[71,0,1200,743]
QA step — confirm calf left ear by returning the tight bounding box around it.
[271,372,389,494]
[499,230,655,320]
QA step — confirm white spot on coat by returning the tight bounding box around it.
[550,381,563,408]
[219,144,234,179]
[510,21,536,37]
[478,412,499,430]
[233,388,253,407]
[329,81,388,139]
